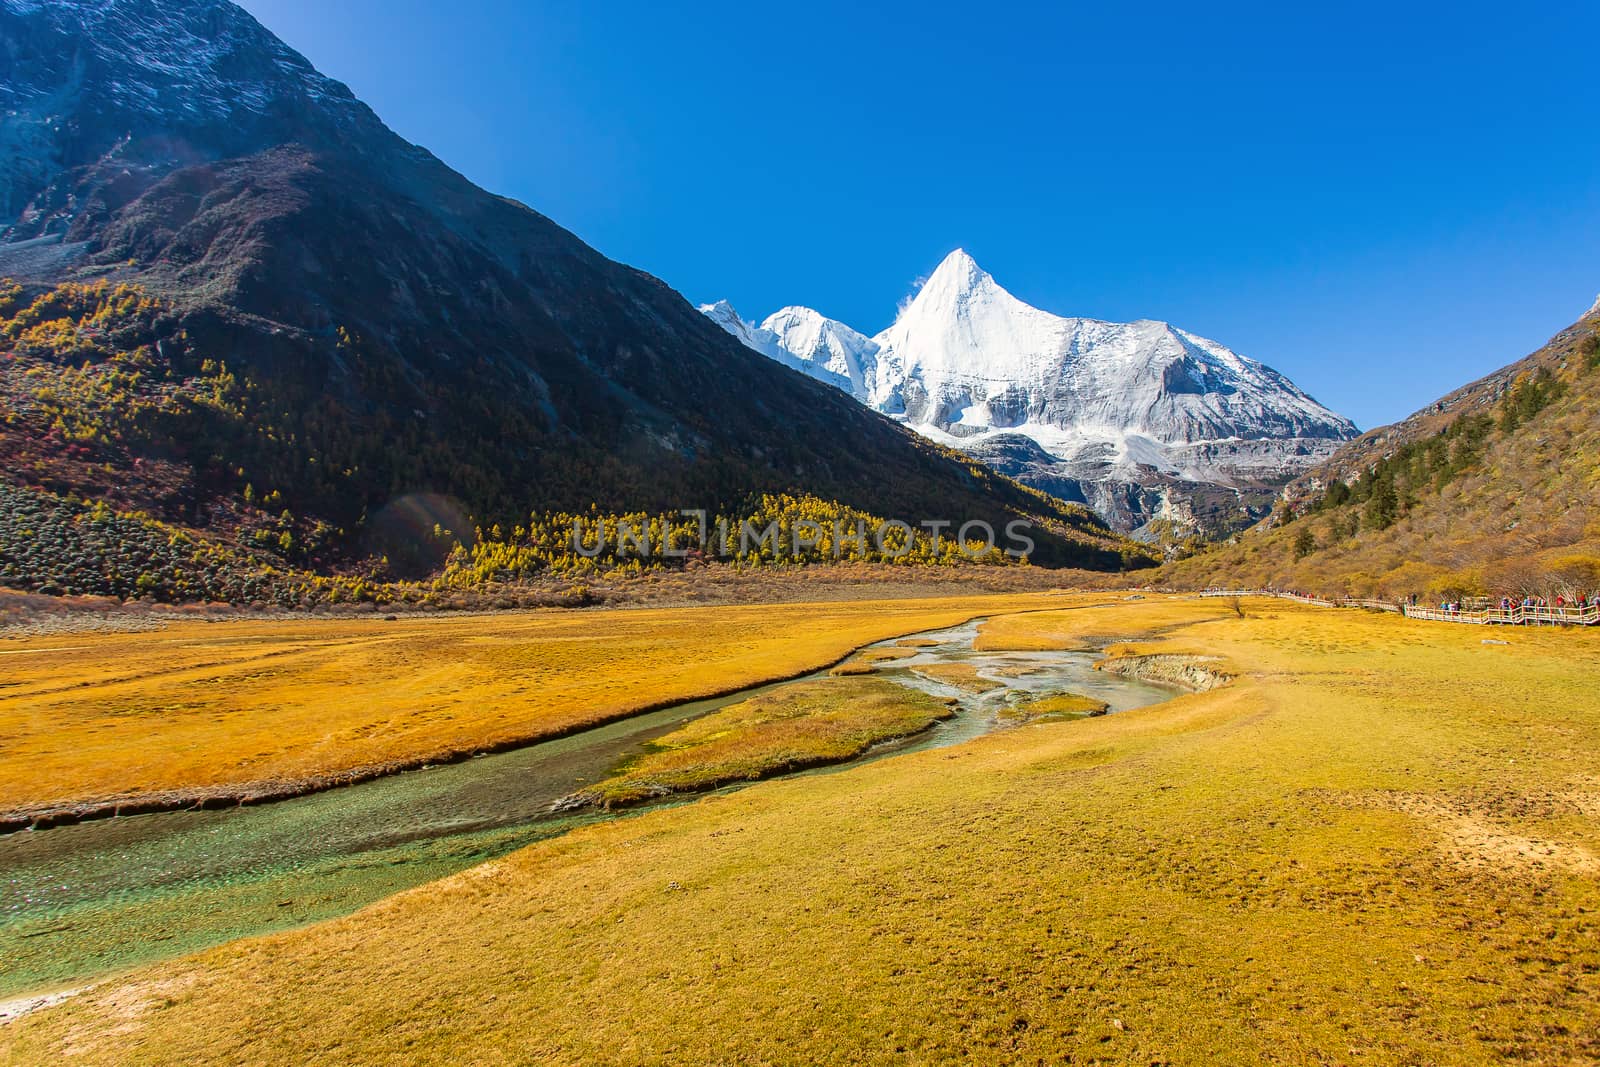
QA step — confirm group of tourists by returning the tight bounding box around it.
[1205,589,1598,627]
[1209,589,1599,624]
[1499,592,1594,611]
[1406,592,1598,616]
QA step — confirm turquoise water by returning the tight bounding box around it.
[0,621,1175,998]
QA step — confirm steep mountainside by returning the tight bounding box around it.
[704,251,1356,534]
[1164,300,1600,598]
[1289,292,1598,491]
[0,0,1142,593]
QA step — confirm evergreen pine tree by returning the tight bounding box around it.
[1365,476,1399,531]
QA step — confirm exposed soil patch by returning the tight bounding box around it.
[1093,653,1233,692]
[1366,790,1600,878]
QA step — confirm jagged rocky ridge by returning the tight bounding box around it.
[703,250,1357,534]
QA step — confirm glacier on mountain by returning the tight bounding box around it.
[702,250,1357,534]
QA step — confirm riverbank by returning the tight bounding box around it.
[555,676,958,810]
[0,592,1106,827]
[8,598,1595,1063]
[0,614,1175,1002]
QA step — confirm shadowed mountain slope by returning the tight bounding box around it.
[0,0,1141,588]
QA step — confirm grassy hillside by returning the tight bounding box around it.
[1165,309,1600,599]
[6,598,1597,1064]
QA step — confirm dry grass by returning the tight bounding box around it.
[976,595,1230,651]
[560,677,955,809]
[827,647,921,677]
[855,647,920,664]
[908,662,1005,693]
[567,559,1142,610]
[6,598,1600,1064]
[0,592,1097,816]
[826,662,878,676]
[1002,692,1110,722]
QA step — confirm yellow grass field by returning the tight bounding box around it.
[563,676,956,809]
[6,597,1598,1064]
[0,592,1089,817]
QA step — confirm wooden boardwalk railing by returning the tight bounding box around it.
[1197,590,1599,628]
[1399,603,1599,627]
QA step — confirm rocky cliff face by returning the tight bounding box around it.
[704,250,1357,534]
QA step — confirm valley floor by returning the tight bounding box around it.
[0,590,1087,823]
[3,597,1599,1064]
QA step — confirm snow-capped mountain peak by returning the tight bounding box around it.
[759,306,880,400]
[874,249,1077,391]
[702,251,1357,533]
[695,301,857,393]
[697,301,782,359]
[697,300,762,347]
[913,248,991,302]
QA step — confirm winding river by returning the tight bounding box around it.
[0,620,1176,999]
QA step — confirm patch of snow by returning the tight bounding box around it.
[699,301,852,393]
[759,306,880,401]
[3,0,363,127]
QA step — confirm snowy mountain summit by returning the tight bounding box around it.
[702,250,1357,534]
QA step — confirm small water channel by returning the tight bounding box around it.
[0,619,1176,999]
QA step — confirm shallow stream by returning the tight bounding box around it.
[0,619,1175,999]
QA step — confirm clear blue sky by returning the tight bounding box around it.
[238,0,1600,430]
